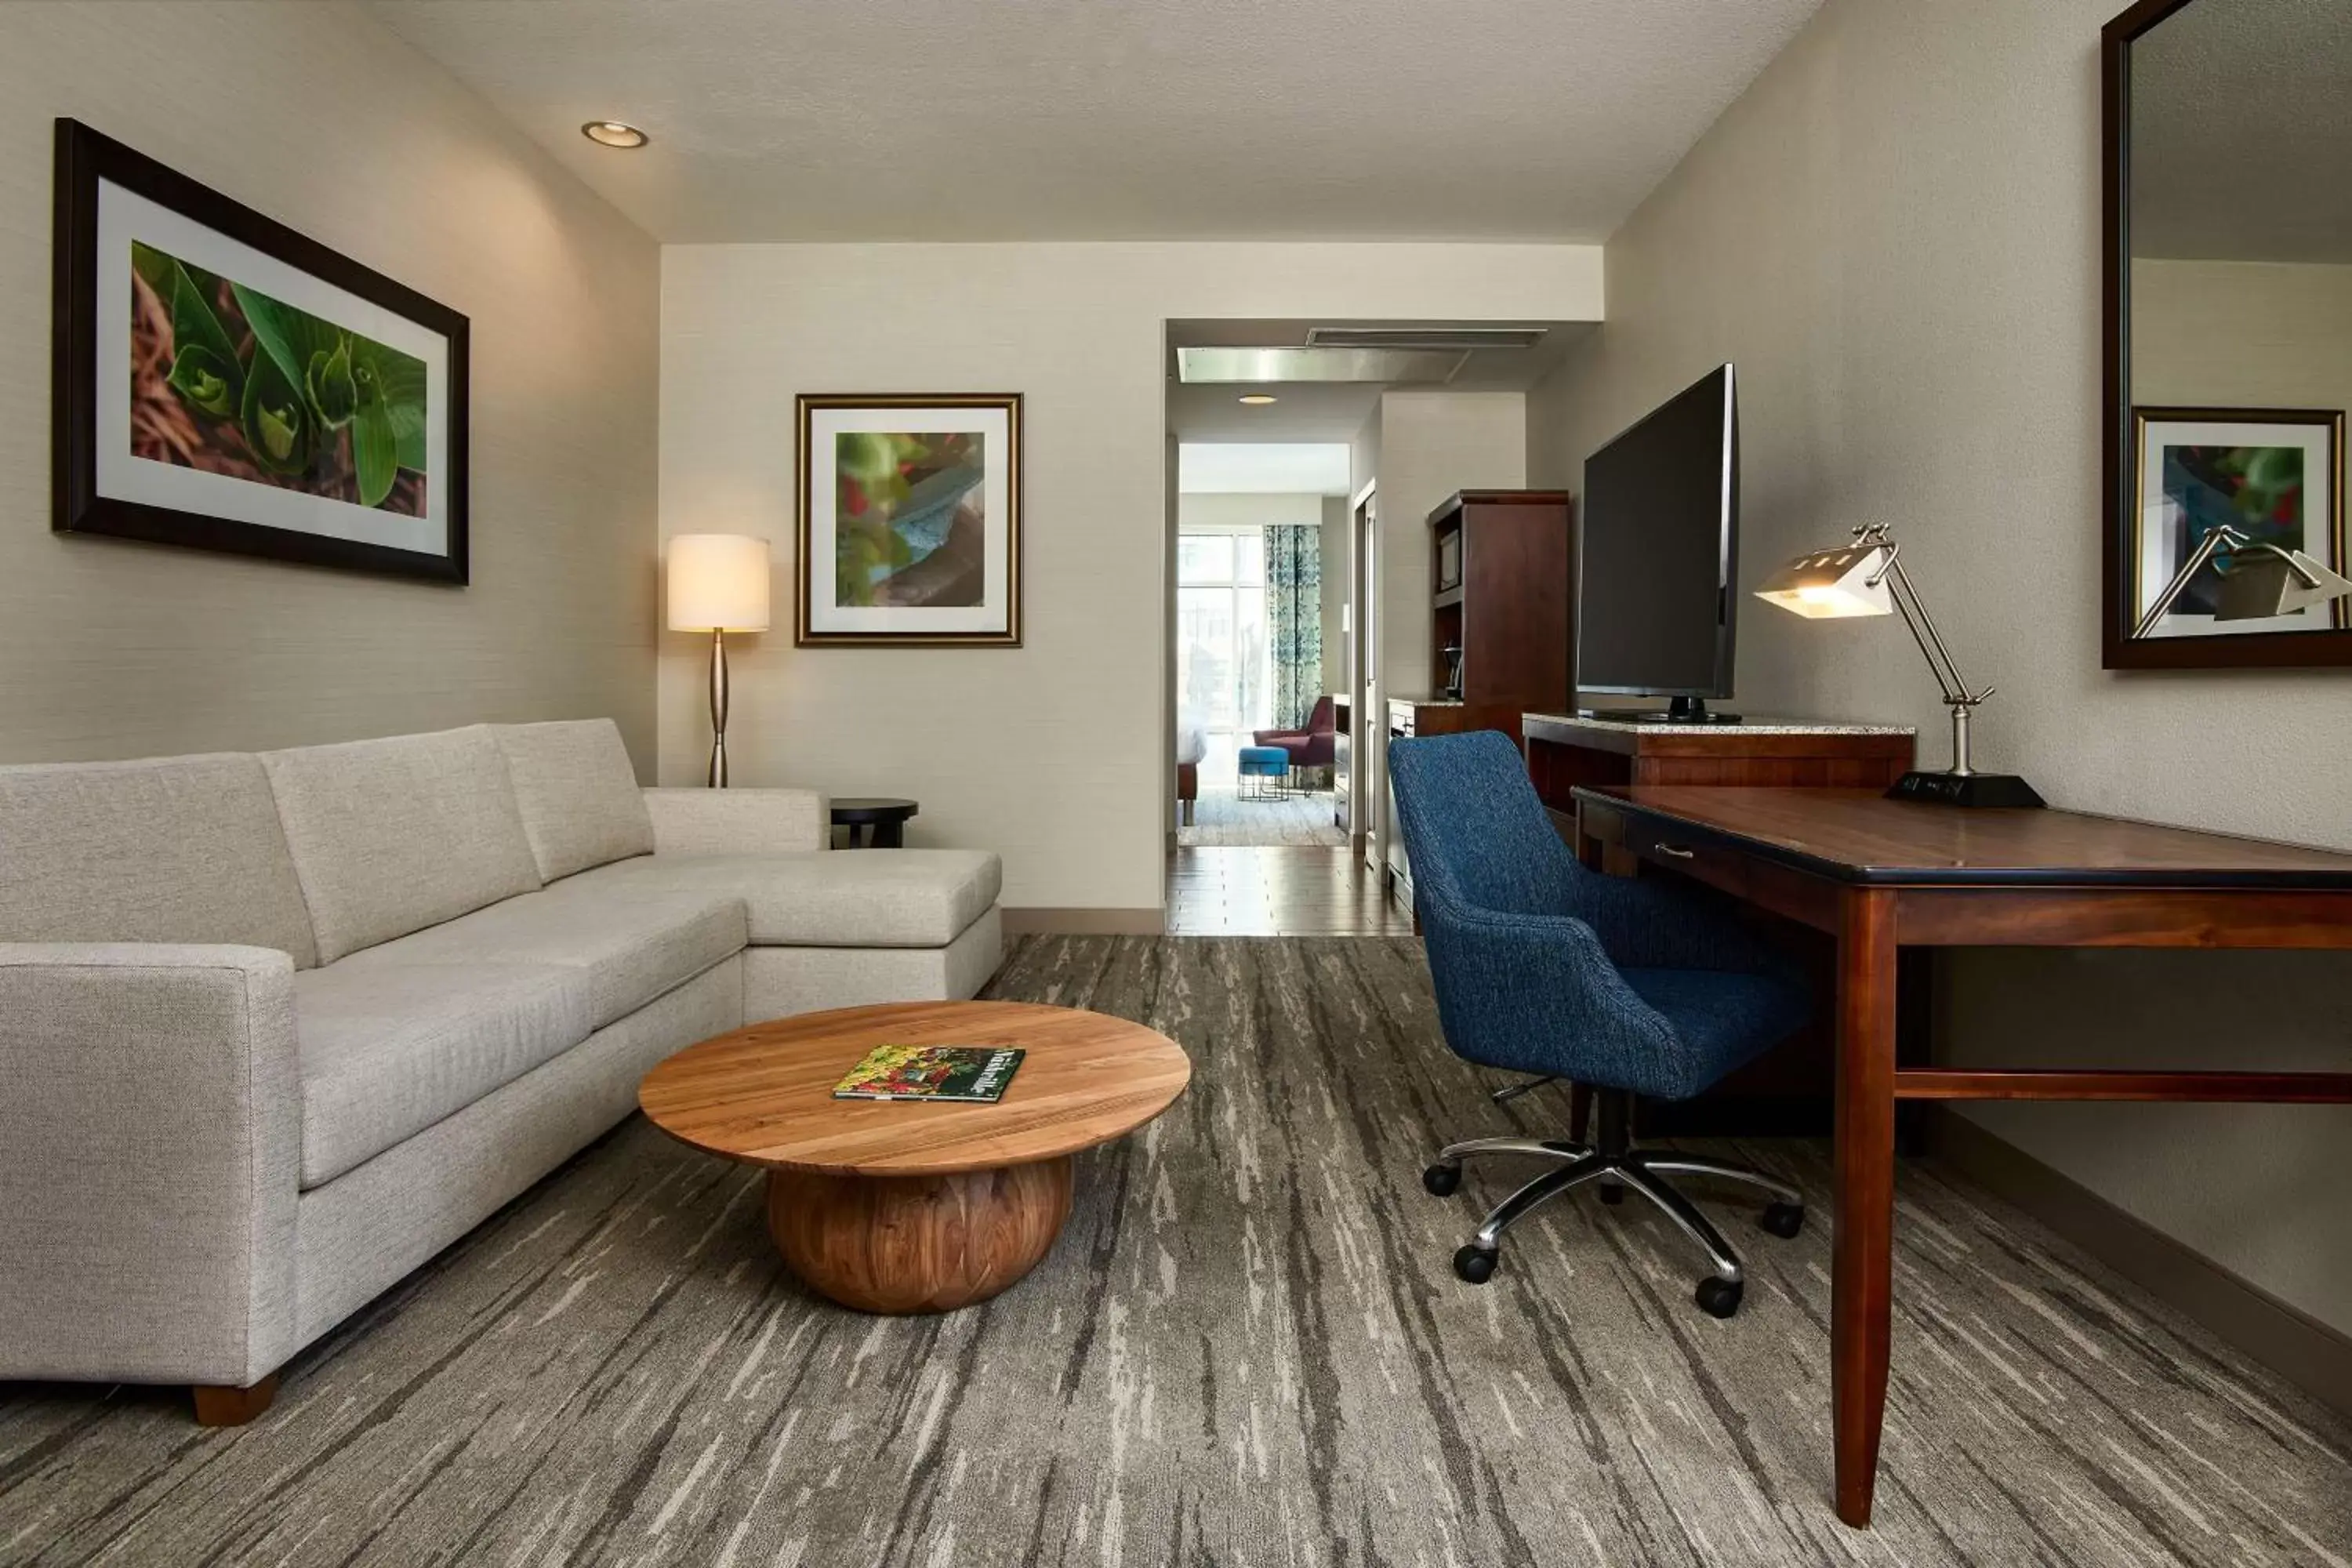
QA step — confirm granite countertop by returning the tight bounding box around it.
[1522,711,1915,736]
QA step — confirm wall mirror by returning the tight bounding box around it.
[2103,0,2352,669]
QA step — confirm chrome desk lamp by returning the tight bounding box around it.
[1755,524,2044,808]
[2132,523,2352,636]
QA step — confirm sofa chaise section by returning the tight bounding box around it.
[572,784,1004,1019]
[501,722,1005,1015]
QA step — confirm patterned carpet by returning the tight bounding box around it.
[1176,781,1345,847]
[2,936,2348,1566]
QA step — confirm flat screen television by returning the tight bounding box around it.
[1576,363,1740,722]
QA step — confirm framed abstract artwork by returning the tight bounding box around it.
[795,393,1022,645]
[2129,408,2345,641]
[53,119,470,583]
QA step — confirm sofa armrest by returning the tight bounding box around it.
[643,786,829,855]
[0,944,300,1387]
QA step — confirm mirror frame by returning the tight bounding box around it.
[2101,0,2352,670]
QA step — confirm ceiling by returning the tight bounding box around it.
[2129,0,2352,263]
[1178,445,1354,495]
[1170,382,1388,442]
[367,0,1826,243]
[1163,318,1585,439]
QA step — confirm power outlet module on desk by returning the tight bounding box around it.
[1886,771,2046,808]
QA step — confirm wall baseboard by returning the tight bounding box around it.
[1001,907,1167,936]
[1928,1109,2352,1421]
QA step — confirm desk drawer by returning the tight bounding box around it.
[1633,830,1751,898]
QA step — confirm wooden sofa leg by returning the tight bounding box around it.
[192,1374,278,1426]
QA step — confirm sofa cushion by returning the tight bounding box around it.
[0,753,318,967]
[261,726,544,964]
[296,962,594,1187]
[336,883,746,1029]
[559,849,1000,949]
[493,720,655,883]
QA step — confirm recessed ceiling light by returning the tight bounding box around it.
[1237,394,1279,406]
[581,121,649,149]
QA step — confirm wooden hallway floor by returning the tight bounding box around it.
[1165,844,1415,936]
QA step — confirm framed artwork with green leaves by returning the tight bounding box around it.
[53,120,469,583]
[796,393,1022,645]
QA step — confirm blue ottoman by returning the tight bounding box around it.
[1237,745,1291,800]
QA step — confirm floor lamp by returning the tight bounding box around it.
[667,534,772,787]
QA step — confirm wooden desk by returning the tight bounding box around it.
[1572,784,2352,1529]
[1524,713,1919,1137]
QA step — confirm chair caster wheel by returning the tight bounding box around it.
[1453,1245,1497,1284]
[1760,1201,1805,1240]
[1695,1277,1743,1319]
[1423,1163,1461,1197]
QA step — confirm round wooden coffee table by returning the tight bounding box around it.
[639,1000,1189,1314]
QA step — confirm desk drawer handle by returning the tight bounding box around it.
[1653,843,1697,860]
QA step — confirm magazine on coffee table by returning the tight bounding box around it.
[831,1044,1025,1103]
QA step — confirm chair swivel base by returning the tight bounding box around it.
[1425,1130,1803,1319]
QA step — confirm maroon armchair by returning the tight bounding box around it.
[1254,695,1338,771]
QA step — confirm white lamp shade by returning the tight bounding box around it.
[667,534,772,631]
[2213,546,2352,620]
[1754,542,1896,620]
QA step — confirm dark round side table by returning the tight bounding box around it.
[830,797,919,848]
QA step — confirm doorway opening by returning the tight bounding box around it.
[1160,318,1581,934]
[1174,447,1348,850]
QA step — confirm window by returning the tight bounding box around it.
[1176,529,1272,777]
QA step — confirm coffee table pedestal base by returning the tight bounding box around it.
[767,1156,1074,1314]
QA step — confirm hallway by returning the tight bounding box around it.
[1165,845,1413,935]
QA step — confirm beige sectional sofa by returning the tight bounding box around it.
[0,719,1001,1416]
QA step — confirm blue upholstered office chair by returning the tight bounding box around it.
[1388,731,1812,1319]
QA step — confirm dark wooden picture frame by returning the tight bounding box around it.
[53,118,470,583]
[794,392,1023,647]
[2100,0,2351,668]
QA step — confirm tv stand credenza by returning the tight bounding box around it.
[1524,713,1916,845]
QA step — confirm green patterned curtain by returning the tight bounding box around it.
[1265,524,1323,731]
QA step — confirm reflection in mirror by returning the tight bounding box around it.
[2110,0,2352,664]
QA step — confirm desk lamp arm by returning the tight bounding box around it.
[2132,524,2328,638]
[1858,527,1994,778]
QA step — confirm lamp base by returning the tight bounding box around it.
[1886,771,2045,808]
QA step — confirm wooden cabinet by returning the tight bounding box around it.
[1426,490,1573,716]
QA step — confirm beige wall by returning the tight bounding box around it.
[660,243,1599,912]
[1175,493,1326,530]
[2131,258,2352,411]
[1526,0,2352,1334]
[1377,392,1528,705]
[0,2,660,769]
[1361,390,1528,879]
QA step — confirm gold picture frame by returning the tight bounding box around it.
[795,392,1022,646]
